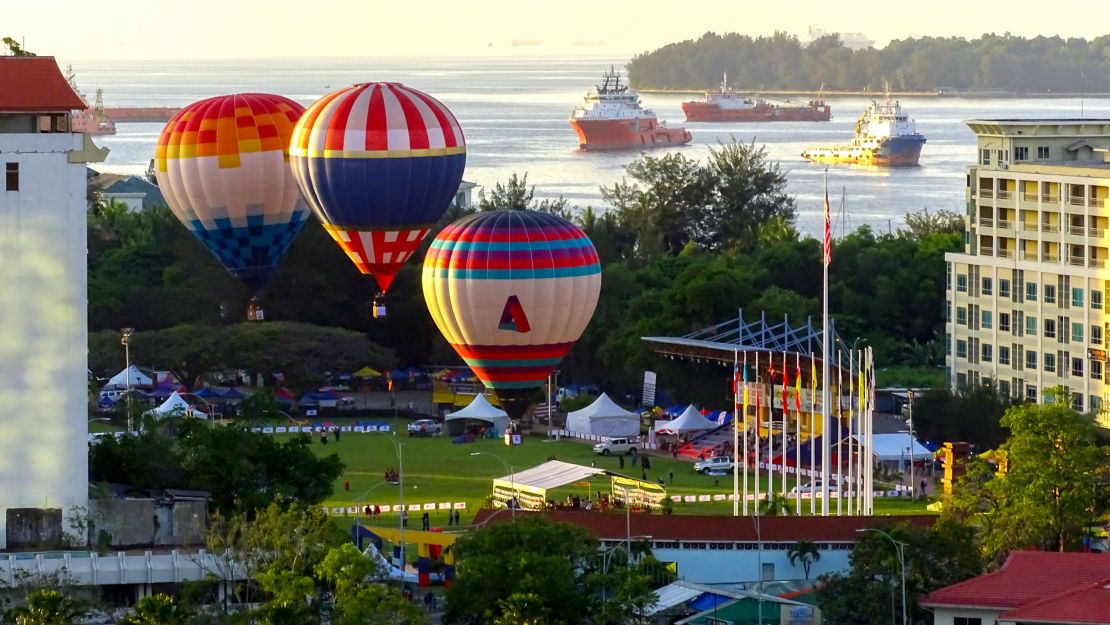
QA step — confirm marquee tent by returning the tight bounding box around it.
[105,364,152,389]
[492,460,606,510]
[444,394,510,436]
[654,405,719,434]
[565,393,639,437]
[869,432,933,462]
[147,391,205,419]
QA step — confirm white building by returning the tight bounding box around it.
[0,56,107,548]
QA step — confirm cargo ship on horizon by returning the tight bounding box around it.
[682,74,831,122]
[801,94,925,166]
[65,67,115,136]
[569,67,691,151]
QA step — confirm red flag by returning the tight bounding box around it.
[781,365,788,413]
[823,183,831,267]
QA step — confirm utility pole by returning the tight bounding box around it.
[908,390,915,500]
[121,328,134,433]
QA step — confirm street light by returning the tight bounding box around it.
[857,528,908,625]
[470,451,515,518]
[120,328,134,433]
[546,370,560,438]
[383,434,405,588]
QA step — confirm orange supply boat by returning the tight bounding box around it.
[569,67,691,151]
[682,74,831,123]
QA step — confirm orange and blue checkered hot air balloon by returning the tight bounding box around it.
[155,93,308,293]
[289,82,466,299]
[422,210,602,421]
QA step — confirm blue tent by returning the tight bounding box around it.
[664,404,685,417]
[194,387,222,399]
[221,388,245,400]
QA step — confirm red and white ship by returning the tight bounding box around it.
[569,67,691,151]
[66,66,116,136]
[682,74,831,123]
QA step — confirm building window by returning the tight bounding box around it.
[1026,385,1038,402]
[999,312,1011,332]
[956,340,968,359]
[1093,290,1104,310]
[956,307,968,326]
[1044,352,1056,373]
[1072,288,1084,308]
[1026,350,1038,370]
[982,277,993,295]
[1072,322,1084,343]
[4,163,17,192]
[761,562,774,581]
[957,274,968,293]
[982,310,992,329]
[1092,360,1103,381]
[1026,316,1037,336]
[1093,325,1103,346]
[1044,318,1056,339]
[999,380,1011,397]
[1092,395,1103,413]
[1014,146,1029,161]
[1044,284,1057,304]
[980,149,991,166]
[1037,146,1050,159]
[957,372,968,388]
[1072,357,1084,377]
[1072,393,1083,412]
[999,345,1011,365]
[982,344,993,362]
[999,279,1011,298]
[1026,282,1037,301]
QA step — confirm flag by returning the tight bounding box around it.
[810,360,818,404]
[823,174,832,267]
[794,363,802,413]
[742,357,749,419]
[858,357,865,415]
[781,365,788,413]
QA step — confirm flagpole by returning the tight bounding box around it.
[754,352,761,512]
[794,353,802,515]
[836,350,843,516]
[847,349,855,516]
[821,168,831,516]
[743,351,749,515]
[809,355,817,516]
[733,349,740,517]
[767,359,774,503]
[868,347,876,515]
[781,351,788,499]
[858,349,866,515]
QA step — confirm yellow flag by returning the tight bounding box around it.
[665,561,678,574]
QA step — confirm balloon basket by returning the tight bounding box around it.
[371,294,387,319]
[246,297,265,322]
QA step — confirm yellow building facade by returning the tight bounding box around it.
[946,119,1110,428]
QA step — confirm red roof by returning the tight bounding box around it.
[470,509,934,542]
[998,578,1110,625]
[921,551,1110,611]
[0,56,86,112]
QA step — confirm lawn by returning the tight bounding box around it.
[284,417,933,526]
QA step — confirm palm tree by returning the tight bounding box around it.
[118,594,191,625]
[787,540,821,580]
[4,589,86,625]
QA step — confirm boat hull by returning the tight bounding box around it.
[802,134,926,167]
[682,102,831,122]
[569,117,692,151]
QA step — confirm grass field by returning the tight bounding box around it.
[285,417,933,527]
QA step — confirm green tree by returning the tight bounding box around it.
[3,590,86,625]
[914,386,1012,449]
[761,493,791,516]
[787,540,820,579]
[2,37,35,56]
[900,208,964,240]
[117,594,193,625]
[477,173,571,218]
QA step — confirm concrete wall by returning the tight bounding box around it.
[932,606,1001,625]
[90,499,208,548]
[5,508,62,549]
[167,501,206,546]
[0,132,96,548]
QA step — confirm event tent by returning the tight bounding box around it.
[492,460,606,510]
[147,391,205,419]
[654,405,719,434]
[565,393,639,437]
[105,364,152,389]
[870,432,933,462]
[444,394,510,435]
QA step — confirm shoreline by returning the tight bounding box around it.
[635,88,1110,98]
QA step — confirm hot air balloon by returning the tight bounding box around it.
[155,93,307,320]
[289,82,466,318]
[422,210,602,421]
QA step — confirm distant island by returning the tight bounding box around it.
[627,32,1110,95]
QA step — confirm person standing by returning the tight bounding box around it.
[619,455,625,469]
[669,470,674,485]
[401,509,408,528]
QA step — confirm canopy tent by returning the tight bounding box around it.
[654,405,719,434]
[444,394,510,436]
[105,364,152,389]
[870,432,933,461]
[147,391,205,419]
[220,387,245,401]
[353,366,381,378]
[300,390,342,407]
[193,387,223,399]
[565,393,639,438]
[492,460,606,510]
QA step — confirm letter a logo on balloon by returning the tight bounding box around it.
[498,295,531,333]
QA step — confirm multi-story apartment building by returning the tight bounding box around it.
[946,119,1110,427]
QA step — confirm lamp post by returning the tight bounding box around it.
[120,328,134,433]
[384,434,405,588]
[546,370,560,438]
[470,451,514,519]
[857,528,908,625]
[907,390,916,500]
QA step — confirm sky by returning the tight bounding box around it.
[7,0,1110,60]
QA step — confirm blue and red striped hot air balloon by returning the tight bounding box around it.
[289,82,466,313]
[155,93,308,300]
[422,210,602,421]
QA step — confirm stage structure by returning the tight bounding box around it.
[643,310,876,517]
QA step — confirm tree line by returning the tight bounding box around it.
[627,31,1110,93]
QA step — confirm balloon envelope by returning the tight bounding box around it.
[422,210,601,420]
[290,82,466,293]
[155,93,308,291]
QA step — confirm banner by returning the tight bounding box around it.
[641,371,657,407]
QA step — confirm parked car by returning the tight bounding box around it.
[693,456,734,473]
[406,419,442,437]
[592,437,640,456]
[790,479,839,494]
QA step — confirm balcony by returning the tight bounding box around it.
[1091,228,1105,239]
[979,247,994,257]
[997,249,1014,259]
[1069,256,1086,267]
[979,217,994,228]
[997,219,1014,229]
[1092,259,1107,268]
[1068,225,1086,236]
[1041,194,1060,203]
[1067,196,1087,207]
[997,190,1013,200]
[1021,250,1040,261]
[1042,224,1060,233]
[978,189,994,199]
[1020,222,1038,232]
[1042,252,1060,263]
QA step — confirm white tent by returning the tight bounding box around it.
[565,393,639,437]
[445,394,510,435]
[147,391,206,419]
[105,364,152,389]
[654,405,719,433]
[870,432,933,461]
[492,460,606,509]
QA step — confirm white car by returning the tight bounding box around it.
[406,419,442,437]
[592,437,640,456]
[790,479,840,494]
[694,456,734,473]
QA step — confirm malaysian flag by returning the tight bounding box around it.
[824,176,832,267]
